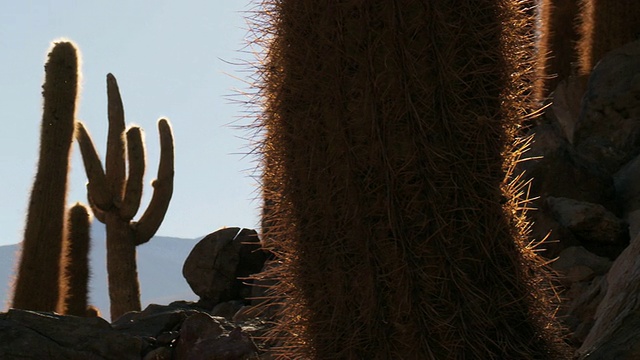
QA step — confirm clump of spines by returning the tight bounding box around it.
[249,1,571,358]
[12,41,79,312]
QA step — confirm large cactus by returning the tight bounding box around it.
[577,0,640,76]
[12,41,78,312]
[255,1,569,358]
[76,74,174,320]
[58,203,92,316]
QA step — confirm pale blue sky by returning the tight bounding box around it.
[0,1,262,246]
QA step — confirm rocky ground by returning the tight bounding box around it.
[3,39,640,360]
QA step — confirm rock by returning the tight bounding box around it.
[519,139,615,208]
[174,312,259,360]
[573,39,640,174]
[547,197,628,249]
[183,227,268,308]
[547,76,589,144]
[562,275,607,347]
[212,300,245,321]
[0,309,143,360]
[614,153,640,239]
[111,302,200,338]
[143,347,173,360]
[0,303,273,359]
[576,233,640,359]
[552,246,613,276]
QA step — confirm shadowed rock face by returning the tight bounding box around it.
[0,302,265,360]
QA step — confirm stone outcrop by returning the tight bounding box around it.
[182,227,268,309]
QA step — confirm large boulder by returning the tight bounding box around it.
[182,228,268,308]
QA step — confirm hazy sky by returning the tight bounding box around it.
[0,1,262,246]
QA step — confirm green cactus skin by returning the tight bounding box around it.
[11,41,78,312]
[536,0,581,101]
[58,203,92,316]
[253,1,570,359]
[76,74,174,320]
[577,0,640,76]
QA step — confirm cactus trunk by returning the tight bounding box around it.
[256,1,569,358]
[12,41,78,312]
[105,212,141,317]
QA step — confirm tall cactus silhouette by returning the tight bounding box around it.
[58,203,92,316]
[76,74,174,320]
[577,0,640,76]
[12,41,78,312]
[254,1,569,358]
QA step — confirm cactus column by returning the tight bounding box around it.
[536,0,581,100]
[12,41,78,312]
[255,1,569,359]
[76,74,174,320]
[577,0,640,76]
[58,203,92,316]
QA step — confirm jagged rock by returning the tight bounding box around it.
[183,228,268,308]
[0,309,143,360]
[573,39,640,174]
[546,197,628,249]
[174,312,259,360]
[576,234,640,359]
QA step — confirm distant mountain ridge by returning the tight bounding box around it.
[0,224,202,321]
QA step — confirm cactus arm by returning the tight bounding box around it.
[120,126,146,220]
[133,119,174,245]
[76,122,111,210]
[105,73,126,204]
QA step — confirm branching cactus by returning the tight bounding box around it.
[253,1,570,358]
[58,203,92,316]
[76,73,174,320]
[12,41,78,312]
